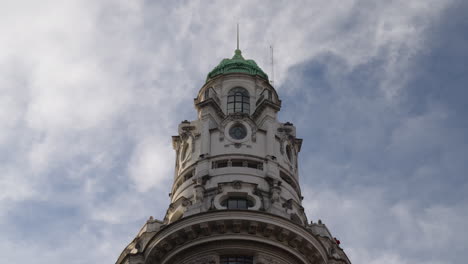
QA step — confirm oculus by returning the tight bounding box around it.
[229,123,247,140]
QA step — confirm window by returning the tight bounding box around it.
[222,197,253,210]
[229,123,247,140]
[216,160,229,168]
[231,160,244,167]
[220,256,253,264]
[227,87,250,114]
[212,159,263,171]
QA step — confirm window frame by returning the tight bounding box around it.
[222,197,254,210]
[227,87,250,114]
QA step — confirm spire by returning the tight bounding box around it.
[237,23,239,50]
[205,24,269,81]
[233,23,244,60]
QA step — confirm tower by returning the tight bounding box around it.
[116,48,351,264]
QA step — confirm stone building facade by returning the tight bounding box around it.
[116,49,351,264]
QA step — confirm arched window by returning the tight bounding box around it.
[227,87,250,114]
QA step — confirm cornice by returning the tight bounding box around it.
[138,210,350,264]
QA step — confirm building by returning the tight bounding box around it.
[116,47,351,264]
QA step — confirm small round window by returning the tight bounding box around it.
[229,123,247,140]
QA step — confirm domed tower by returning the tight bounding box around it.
[116,48,351,264]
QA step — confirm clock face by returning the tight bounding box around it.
[229,123,247,140]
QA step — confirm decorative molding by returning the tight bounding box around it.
[219,113,258,143]
[184,255,217,264]
[256,253,284,264]
[212,181,262,211]
[142,210,334,264]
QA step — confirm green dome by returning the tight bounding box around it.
[206,49,269,82]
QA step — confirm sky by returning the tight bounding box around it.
[1,0,467,263]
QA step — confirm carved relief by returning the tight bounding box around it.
[256,253,284,264]
[233,181,242,190]
[213,182,262,211]
[277,123,297,162]
[194,185,205,203]
[143,214,334,264]
[184,255,217,264]
[219,113,257,143]
[278,136,294,156]
[330,246,342,259]
[271,186,281,204]
[282,199,293,210]
[182,197,192,207]
[179,141,190,163]
[178,122,200,169]
[172,136,181,171]
[290,213,303,225]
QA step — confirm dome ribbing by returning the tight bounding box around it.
[206,49,269,82]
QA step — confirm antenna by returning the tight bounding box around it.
[237,23,239,50]
[270,45,275,86]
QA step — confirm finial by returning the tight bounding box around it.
[237,23,239,50]
[232,23,244,60]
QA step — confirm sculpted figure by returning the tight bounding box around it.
[271,186,281,204]
[194,185,204,203]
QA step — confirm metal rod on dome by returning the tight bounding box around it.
[237,23,239,50]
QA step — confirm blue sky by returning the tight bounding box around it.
[1,0,467,263]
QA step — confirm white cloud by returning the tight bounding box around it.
[0,166,37,202]
[127,136,174,192]
[0,0,461,263]
[302,184,468,263]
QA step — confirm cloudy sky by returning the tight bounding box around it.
[1,0,467,263]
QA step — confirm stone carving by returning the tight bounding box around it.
[209,197,215,210]
[182,197,192,207]
[232,180,242,189]
[271,186,281,204]
[184,255,217,264]
[168,203,175,212]
[290,213,303,225]
[219,114,257,142]
[176,121,201,170]
[282,199,293,210]
[194,185,205,202]
[179,134,193,164]
[141,215,333,264]
[330,246,341,259]
[256,254,284,264]
[172,136,182,171]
